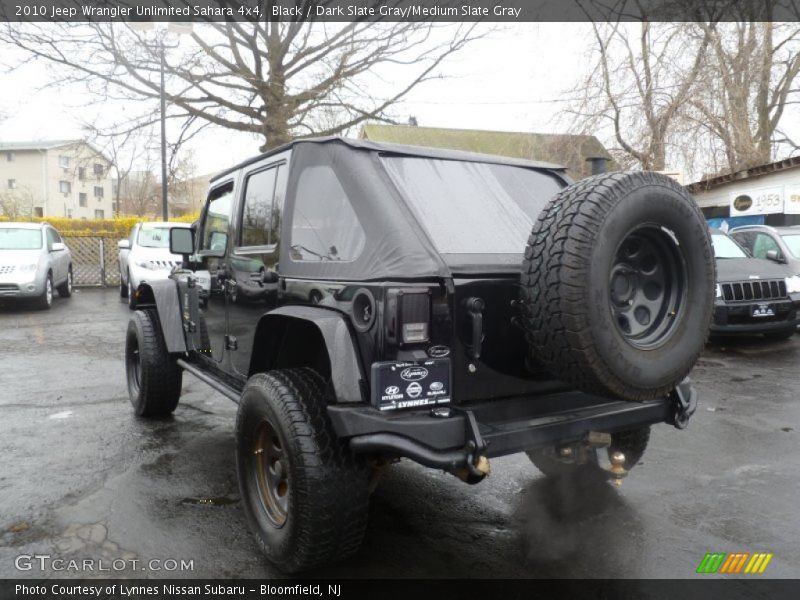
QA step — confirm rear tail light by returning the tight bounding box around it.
[387,289,431,346]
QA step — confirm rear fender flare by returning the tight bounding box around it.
[250,306,365,404]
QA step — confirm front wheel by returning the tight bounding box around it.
[125,309,182,417]
[36,272,53,310]
[127,271,137,309]
[236,368,369,573]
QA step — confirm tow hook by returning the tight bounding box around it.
[670,378,698,429]
[453,409,491,484]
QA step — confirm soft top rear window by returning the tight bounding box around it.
[381,156,563,255]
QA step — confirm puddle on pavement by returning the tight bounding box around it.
[181,496,239,506]
[780,427,793,432]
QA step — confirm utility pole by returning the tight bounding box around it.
[160,40,168,221]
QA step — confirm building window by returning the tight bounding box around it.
[93,163,104,177]
[79,193,87,207]
[6,152,14,162]
[94,186,104,198]
[60,181,71,194]
[78,167,86,180]
[34,207,43,217]
[94,209,105,219]
[59,155,70,168]
[7,179,16,189]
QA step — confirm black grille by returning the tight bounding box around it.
[721,279,786,302]
[0,284,19,291]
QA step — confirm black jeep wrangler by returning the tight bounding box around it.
[124,138,715,572]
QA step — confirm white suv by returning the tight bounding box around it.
[118,222,210,309]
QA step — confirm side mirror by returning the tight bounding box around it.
[170,227,195,256]
[765,250,785,263]
[118,240,131,250]
[51,242,66,252]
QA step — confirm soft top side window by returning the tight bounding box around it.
[289,165,365,263]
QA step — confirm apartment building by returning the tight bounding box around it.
[0,140,114,219]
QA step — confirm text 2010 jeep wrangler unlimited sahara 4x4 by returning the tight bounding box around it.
[124,138,714,572]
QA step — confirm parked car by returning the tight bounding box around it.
[730,224,800,274]
[118,222,210,309]
[0,222,73,309]
[122,138,715,572]
[710,228,800,339]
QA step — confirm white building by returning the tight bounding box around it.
[687,156,800,228]
[0,140,114,219]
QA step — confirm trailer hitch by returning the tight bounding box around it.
[669,378,697,429]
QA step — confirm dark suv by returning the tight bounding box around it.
[123,138,715,572]
[710,228,800,339]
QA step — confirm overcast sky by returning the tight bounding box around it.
[0,23,593,177]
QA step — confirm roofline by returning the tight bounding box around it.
[210,136,567,184]
[687,155,800,193]
[0,139,112,164]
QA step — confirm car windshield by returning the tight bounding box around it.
[780,234,800,259]
[381,157,563,255]
[137,227,172,249]
[712,233,748,259]
[0,228,42,250]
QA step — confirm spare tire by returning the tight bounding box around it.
[520,171,714,401]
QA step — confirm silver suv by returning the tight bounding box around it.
[0,222,73,309]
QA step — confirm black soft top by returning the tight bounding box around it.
[221,137,569,280]
[211,136,566,184]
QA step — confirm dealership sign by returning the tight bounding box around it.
[784,184,800,214]
[729,186,785,216]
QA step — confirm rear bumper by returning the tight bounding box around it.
[328,385,689,468]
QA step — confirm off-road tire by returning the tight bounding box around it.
[528,427,651,479]
[36,272,53,310]
[521,171,715,402]
[236,368,369,573]
[57,266,73,298]
[125,309,182,417]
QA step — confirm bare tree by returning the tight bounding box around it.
[567,20,709,171]
[0,186,37,220]
[1,17,481,151]
[688,21,800,172]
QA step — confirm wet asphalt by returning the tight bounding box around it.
[0,288,798,579]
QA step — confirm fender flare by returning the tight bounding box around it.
[137,279,187,354]
[250,306,365,404]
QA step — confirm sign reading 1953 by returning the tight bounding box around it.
[730,186,784,216]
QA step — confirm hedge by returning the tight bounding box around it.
[0,213,199,238]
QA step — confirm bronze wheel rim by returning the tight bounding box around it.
[253,420,289,527]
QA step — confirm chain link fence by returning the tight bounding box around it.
[63,236,121,287]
